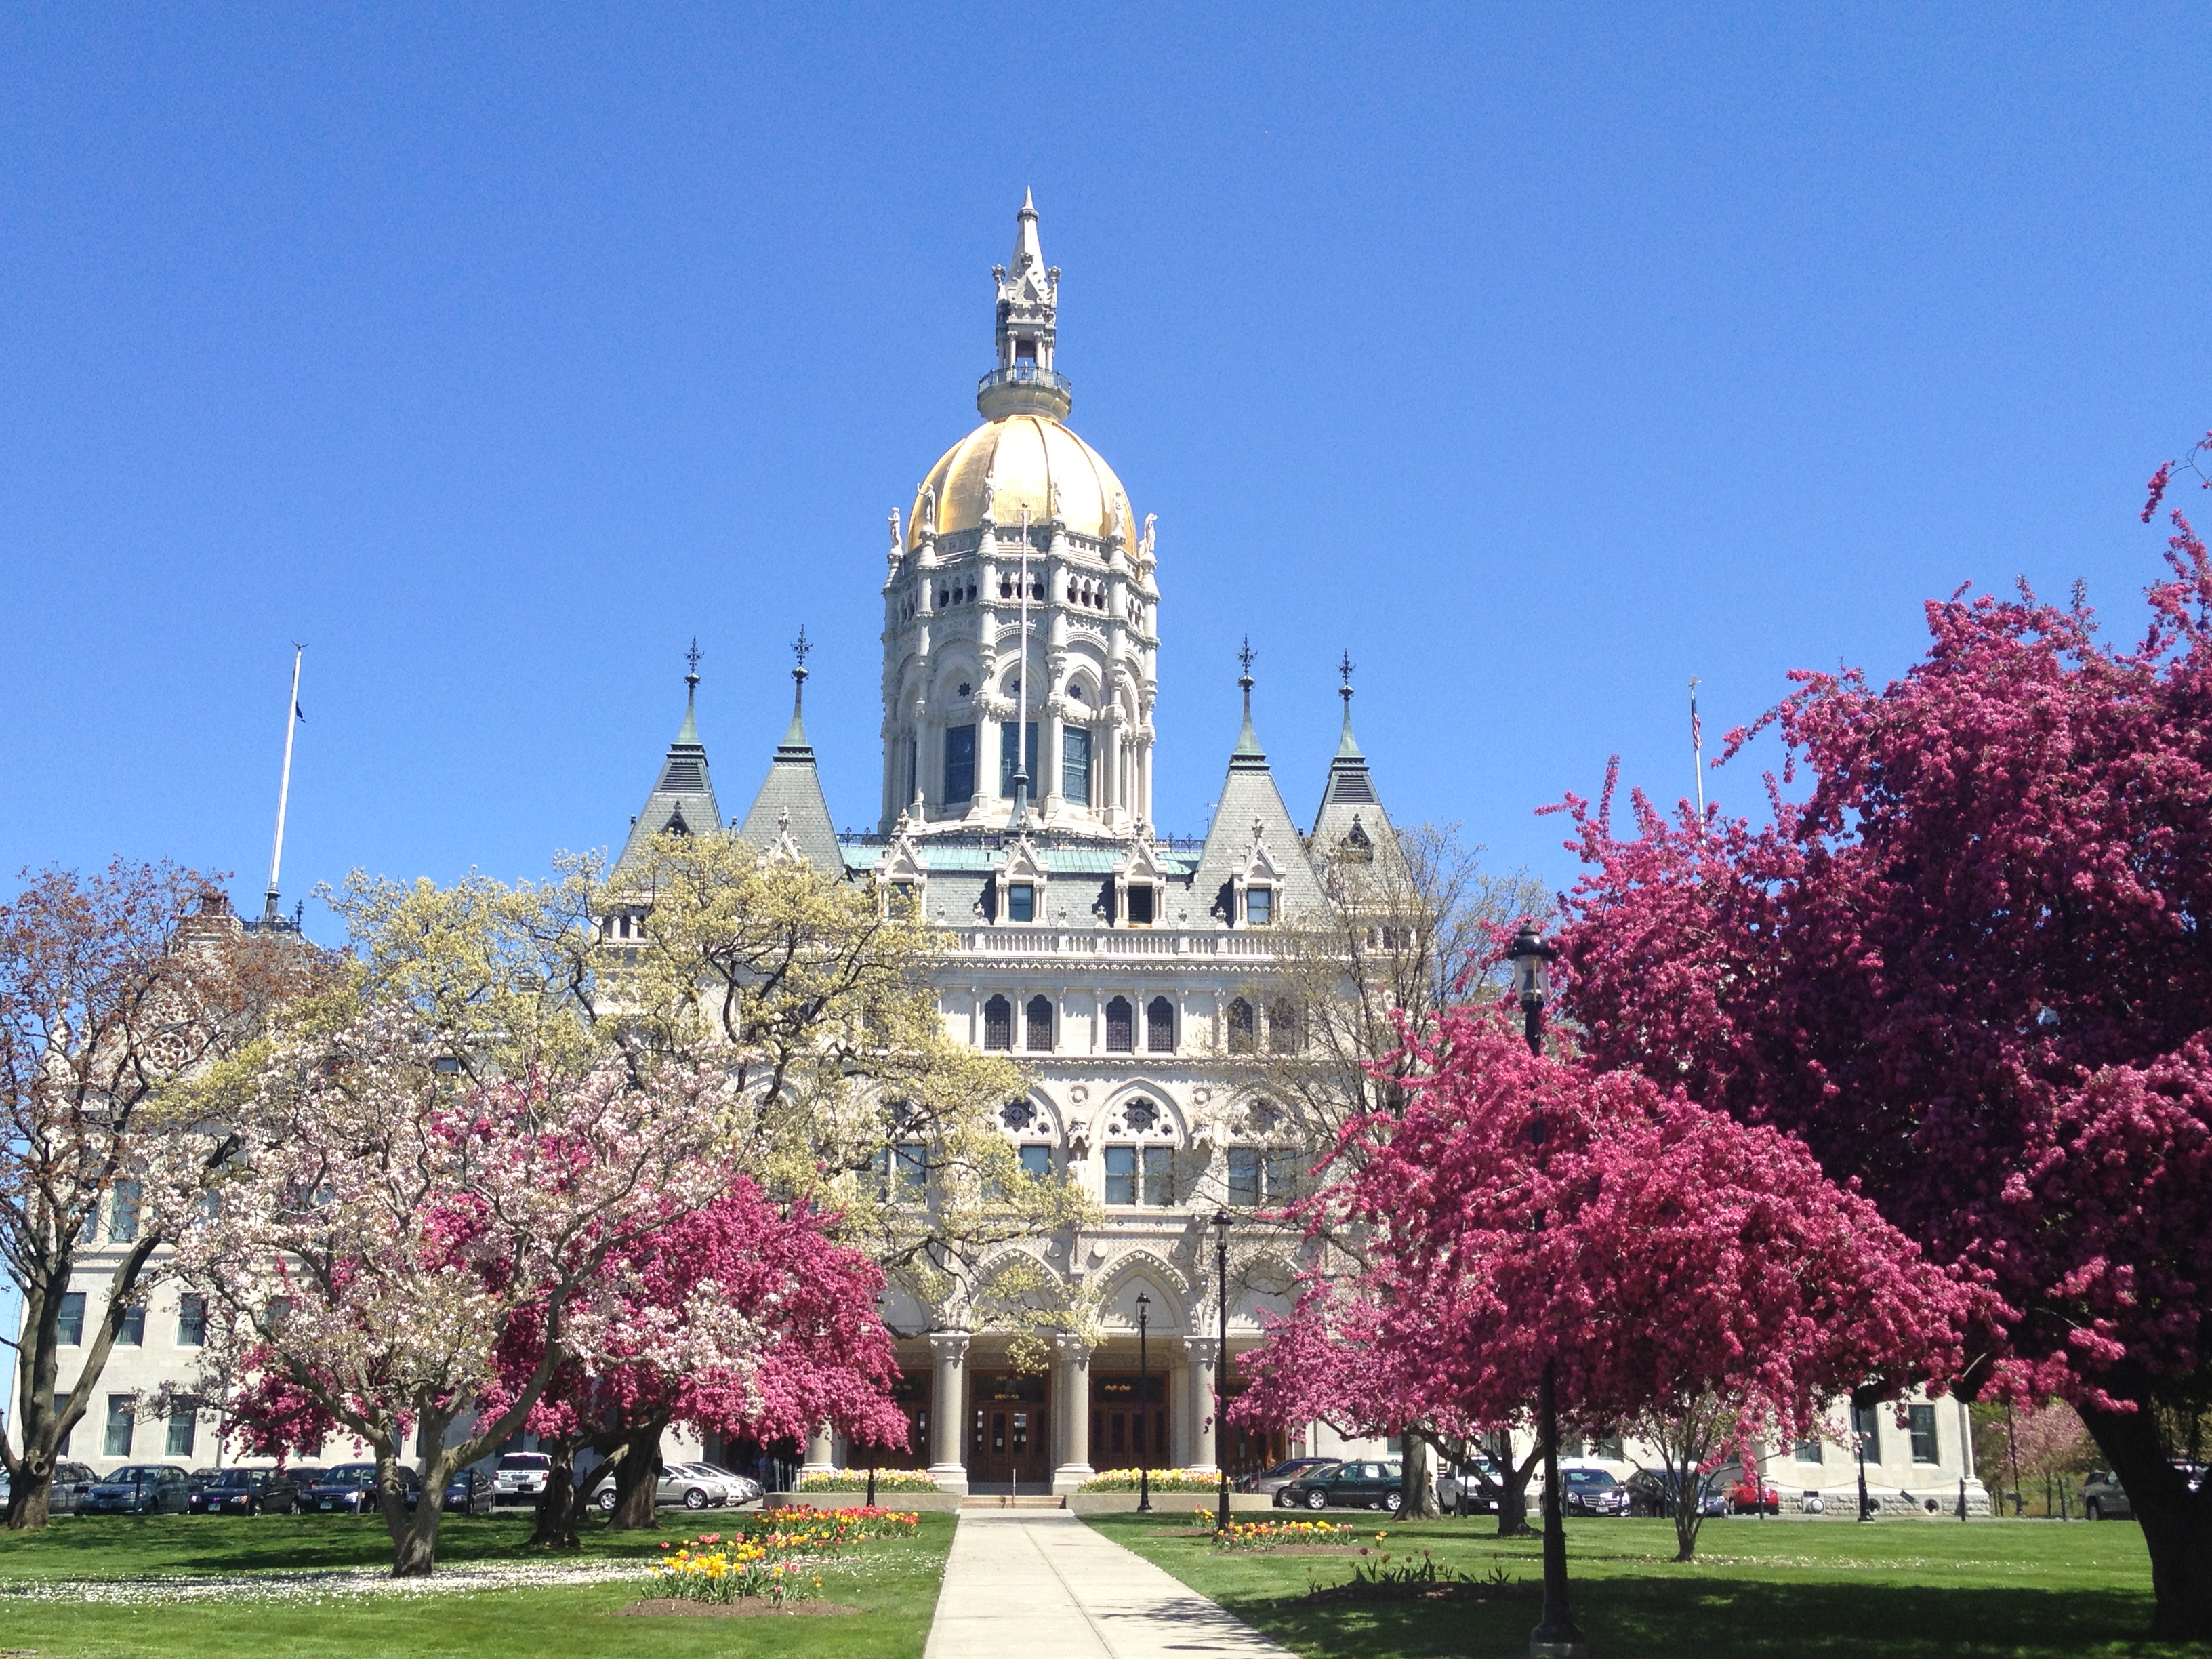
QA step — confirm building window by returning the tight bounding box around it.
[1264,1149,1304,1203]
[1595,1434,1625,1460]
[888,880,918,914]
[167,1408,197,1459]
[56,1290,85,1346]
[1007,883,1036,923]
[176,1295,207,1348]
[1104,1146,1139,1206]
[945,724,977,803]
[1025,995,1056,1052]
[108,1180,142,1242]
[1851,1404,1880,1459]
[1105,996,1134,1053]
[1795,1439,1824,1464]
[104,1395,134,1458]
[1228,1148,1262,1208]
[53,1395,71,1456]
[117,1305,145,1347]
[1019,1145,1053,1179]
[1227,999,1256,1054]
[983,995,1014,1050]
[998,721,1040,795]
[1245,887,1273,926]
[1062,726,1092,805]
[78,1200,100,1245]
[1147,997,1176,1052]
[1908,1404,1939,1464]
[1142,1146,1179,1206]
[1267,1000,1300,1053]
[1125,885,1154,926]
[891,1143,928,1201]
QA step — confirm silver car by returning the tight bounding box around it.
[593,1461,752,1511]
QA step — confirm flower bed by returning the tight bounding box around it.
[651,1509,920,1605]
[1078,1467,1223,1493]
[1208,1516,1362,1550]
[796,1469,941,1493]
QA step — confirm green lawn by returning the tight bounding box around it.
[1085,1512,2207,1659]
[0,1510,954,1658]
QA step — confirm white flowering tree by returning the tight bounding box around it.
[161,1008,745,1577]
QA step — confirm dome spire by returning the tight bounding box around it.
[979,192,1069,420]
[1335,650,1363,758]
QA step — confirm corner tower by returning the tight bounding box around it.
[878,194,1160,840]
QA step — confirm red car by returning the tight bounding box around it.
[1727,1476,1780,1515]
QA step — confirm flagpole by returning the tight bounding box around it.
[1689,676,1706,823]
[264,645,304,925]
[1013,507,1032,827]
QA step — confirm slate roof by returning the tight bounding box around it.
[616,680,723,871]
[737,680,844,872]
[1189,689,1331,926]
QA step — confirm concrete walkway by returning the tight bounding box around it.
[923,1509,1294,1659]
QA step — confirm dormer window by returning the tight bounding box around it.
[1008,883,1036,923]
[1245,887,1274,926]
[1125,885,1154,926]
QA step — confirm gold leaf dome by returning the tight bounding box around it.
[909,414,1135,553]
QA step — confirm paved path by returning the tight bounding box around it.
[923,1509,1295,1659]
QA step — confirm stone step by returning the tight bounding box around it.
[960,1493,1064,1509]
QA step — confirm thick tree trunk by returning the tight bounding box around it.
[1400,1431,1440,1519]
[2085,1403,2212,1639]
[3,1466,54,1530]
[390,1494,445,1578]
[530,1438,581,1549]
[607,1416,668,1532]
[1495,1434,1537,1537]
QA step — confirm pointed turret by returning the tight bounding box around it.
[1191,640,1328,926]
[738,628,844,870]
[1312,651,1392,839]
[978,190,1070,420]
[617,640,724,869]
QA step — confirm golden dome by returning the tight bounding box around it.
[909,415,1134,553]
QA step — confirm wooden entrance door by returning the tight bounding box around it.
[967,1372,1050,1490]
[1090,1374,1167,1471]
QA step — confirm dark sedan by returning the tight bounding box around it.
[441,1467,495,1515]
[82,1464,191,1515]
[1235,1456,1336,1496]
[1275,1459,1405,1513]
[304,1463,420,1514]
[189,1466,305,1516]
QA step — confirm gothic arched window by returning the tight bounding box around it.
[983,995,1013,1051]
[1268,1000,1300,1054]
[1147,996,1176,1053]
[1227,998,1256,1055]
[1105,996,1134,1054]
[1025,995,1056,1052]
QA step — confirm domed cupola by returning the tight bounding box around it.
[878,194,1160,843]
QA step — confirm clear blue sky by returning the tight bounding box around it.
[5,3,2209,916]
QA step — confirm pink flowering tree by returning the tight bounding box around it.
[1551,508,2212,1633]
[488,1179,907,1542]
[160,1006,741,1576]
[1236,1010,1966,1563]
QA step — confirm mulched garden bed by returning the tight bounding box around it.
[1300,1577,1539,1607]
[612,1597,863,1618]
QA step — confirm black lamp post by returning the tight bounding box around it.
[1214,1208,1233,1534]
[1136,1292,1153,1513]
[1509,920,1586,1659]
[1856,1407,1872,1523]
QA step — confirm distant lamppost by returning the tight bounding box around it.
[1853,1397,1873,1523]
[1214,1208,1233,1533]
[1136,1292,1153,1513]
[1509,920,1586,1659]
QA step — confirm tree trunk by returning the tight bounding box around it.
[529,1438,581,1549]
[3,1465,53,1530]
[1400,1431,1440,1519]
[390,1492,445,1578]
[607,1416,668,1532]
[1495,1433,1537,1538]
[2085,1402,2212,1639]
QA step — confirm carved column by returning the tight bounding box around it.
[927,1331,971,1494]
[1052,1334,1097,1494]
[1184,1336,1220,1475]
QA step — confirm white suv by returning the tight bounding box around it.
[490,1452,553,1502]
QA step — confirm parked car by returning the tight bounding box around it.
[491,1452,554,1504]
[1275,1459,1405,1513]
[82,1464,191,1515]
[188,1466,306,1516]
[1705,1460,1781,1515]
[441,1467,495,1515]
[656,1462,745,1511]
[1624,1467,1729,1519]
[1437,1458,1504,1515]
[686,1463,764,1506]
[1236,1457,1336,1498]
[304,1464,419,1514]
[187,1467,222,1496]
[45,1460,97,1515]
[1557,1465,1631,1517]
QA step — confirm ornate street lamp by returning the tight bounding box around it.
[1136,1292,1153,1513]
[1214,1208,1233,1534]
[1508,921,1586,1659]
